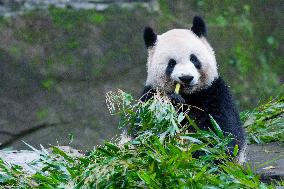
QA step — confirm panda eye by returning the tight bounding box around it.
[168,59,176,68]
[166,59,176,76]
[190,54,201,69]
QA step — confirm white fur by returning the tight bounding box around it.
[146,29,218,93]
[171,63,200,85]
[236,142,247,165]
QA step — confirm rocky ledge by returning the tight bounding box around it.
[0,0,159,16]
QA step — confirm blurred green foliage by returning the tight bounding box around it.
[241,96,284,144]
[41,78,55,90]
[36,108,49,121]
[158,0,283,109]
[7,46,20,57]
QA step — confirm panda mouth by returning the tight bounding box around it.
[174,82,196,92]
[183,84,196,90]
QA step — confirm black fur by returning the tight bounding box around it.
[191,16,207,37]
[165,59,177,76]
[141,77,245,155]
[190,54,201,69]
[140,85,155,102]
[144,27,157,48]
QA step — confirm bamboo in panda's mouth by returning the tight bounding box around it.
[175,83,181,94]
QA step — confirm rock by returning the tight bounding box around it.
[0,145,83,173]
[0,5,152,150]
[0,0,159,16]
[0,149,41,173]
[246,143,284,183]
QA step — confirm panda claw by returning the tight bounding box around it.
[168,93,185,105]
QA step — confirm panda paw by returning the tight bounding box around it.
[168,93,185,105]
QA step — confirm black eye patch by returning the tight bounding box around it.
[166,59,176,76]
[190,54,201,69]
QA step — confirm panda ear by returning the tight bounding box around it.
[191,16,207,37]
[144,27,157,48]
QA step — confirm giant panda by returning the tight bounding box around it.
[140,16,246,163]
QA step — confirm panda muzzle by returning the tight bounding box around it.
[179,76,194,85]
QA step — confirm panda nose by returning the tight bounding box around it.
[179,76,194,84]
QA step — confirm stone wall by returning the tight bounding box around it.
[0,3,158,150]
[0,0,159,16]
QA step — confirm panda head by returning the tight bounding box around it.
[144,16,218,94]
